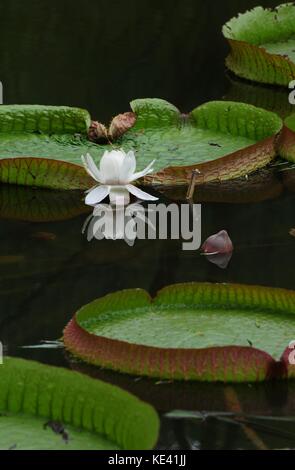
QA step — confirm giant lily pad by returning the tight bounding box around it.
[0,105,95,189]
[63,282,295,382]
[0,357,159,450]
[0,100,282,189]
[110,99,282,186]
[223,4,295,86]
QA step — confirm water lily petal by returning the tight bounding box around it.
[81,153,101,182]
[120,150,136,182]
[85,185,110,205]
[129,159,155,182]
[99,149,126,183]
[109,187,130,205]
[99,150,116,182]
[126,184,158,201]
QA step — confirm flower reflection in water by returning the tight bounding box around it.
[82,198,155,246]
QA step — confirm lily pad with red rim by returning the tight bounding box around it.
[223,3,295,86]
[63,282,295,382]
[113,99,282,186]
[0,100,282,189]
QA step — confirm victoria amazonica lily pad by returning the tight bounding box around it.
[0,100,282,189]
[0,357,159,450]
[109,99,282,186]
[64,283,295,383]
[223,3,295,86]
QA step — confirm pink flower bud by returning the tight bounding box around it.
[201,230,233,255]
[201,230,233,269]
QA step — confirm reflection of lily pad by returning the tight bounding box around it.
[277,114,295,162]
[64,283,295,382]
[224,75,294,118]
[0,357,159,450]
[223,4,295,86]
[156,168,283,203]
[282,168,295,192]
[70,360,295,417]
[0,185,90,222]
[0,100,282,189]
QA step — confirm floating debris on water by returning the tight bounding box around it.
[20,340,64,349]
[30,232,57,241]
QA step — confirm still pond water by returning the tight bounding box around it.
[0,0,295,450]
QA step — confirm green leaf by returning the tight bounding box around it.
[0,101,282,189]
[130,98,181,128]
[284,114,295,132]
[0,415,119,450]
[0,105,96,189]
[0,105,91,134]
[0,357,159,450]
[116,99,282,185]
[223,3,295,86]
[64,282,295,382]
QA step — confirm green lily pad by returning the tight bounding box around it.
[63,283,295,382]
[0,415,119,451]
[115,99,281,185]
[0,100,282,189]
[223,3,295,86]
[0,357,159,450]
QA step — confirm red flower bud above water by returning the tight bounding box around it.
[201,230,233,269]
[201,230,233,255]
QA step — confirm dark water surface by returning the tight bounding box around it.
[0,0,284,121]
[0,0,295,450]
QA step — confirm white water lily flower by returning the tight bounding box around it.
[81,149,158,205]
